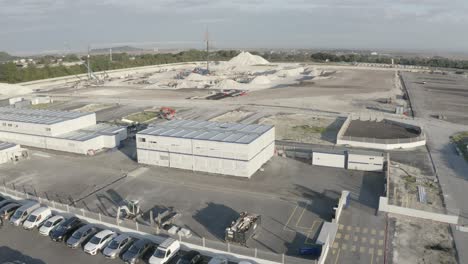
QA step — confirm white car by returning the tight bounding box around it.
[84,230,117,255]
[23,207,52,230]
[39,215,64,236]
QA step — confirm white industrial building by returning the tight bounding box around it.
[0,142,26,164]
[0,107,127,155]
[136,120,275,178]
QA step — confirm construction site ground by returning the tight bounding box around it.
[258,114,344,145]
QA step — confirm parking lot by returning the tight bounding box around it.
[0,142,386,261]
[402,72,468,125]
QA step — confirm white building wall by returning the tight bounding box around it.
[0,145,22,164]
[312,152,346,169]
[247,128,275,160]
[0,130,119,155]
[50,114,96,136]
[347,153,384,171]
[247,142,275,177]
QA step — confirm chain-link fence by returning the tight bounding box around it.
[0,184,312,264]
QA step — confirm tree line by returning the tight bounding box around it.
[1,49,467,83]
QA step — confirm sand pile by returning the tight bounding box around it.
[276,67,304,78]
[250,75,271,85]
[228,52,269,66]
[214,79,242,90]
[186,73,207,81]
[0,83,33,96]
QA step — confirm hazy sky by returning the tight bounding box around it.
[1,0,468,54]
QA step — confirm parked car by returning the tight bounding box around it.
[207,255,228,264]
[39,215,64,236]
[83,229,116,255]
[66,224,98,249]
[177,251,203,264]
[149,238,180,264]
[50,216,83,242]
[9,201,40,226]
[23,207,52,230]
[0,199,14,210]
[122,239,152,264]
[0,203,21,221]
[103,234,134,259]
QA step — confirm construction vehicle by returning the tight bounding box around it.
[153,208,181,229]
[160,107,176,120]
[117,200,141,220]
[225,212,261,246]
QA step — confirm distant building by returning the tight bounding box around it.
[0,107,127,155]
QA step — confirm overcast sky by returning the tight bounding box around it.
[1,0,468,55]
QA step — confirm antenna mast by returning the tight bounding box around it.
[87,45,91,80]
[205,28,210,73]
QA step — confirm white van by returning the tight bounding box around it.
[23,207,52,230]
[149,238,180,264]
[9,201,40,226]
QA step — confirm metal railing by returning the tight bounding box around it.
[0,184,312,264]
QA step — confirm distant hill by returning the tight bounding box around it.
[0,51,17,62]
[90,46,145,54]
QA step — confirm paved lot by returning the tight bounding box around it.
[402,72,468,125]
[0,145,385,262]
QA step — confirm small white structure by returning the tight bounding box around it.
[137,120,275,178]
[347,152,384,171]
[0,142,25,164]
[312,151,346,169]
[0,107,127,155]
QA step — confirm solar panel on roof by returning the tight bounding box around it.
[139,120,273,144]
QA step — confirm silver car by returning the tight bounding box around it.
[66,224,98,249]
[103,234,133,259]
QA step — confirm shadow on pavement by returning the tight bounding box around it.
[0,246,46,264]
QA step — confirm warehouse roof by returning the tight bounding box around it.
[138,120,273,144]
[58,124,126,142]
[0,107,92,125]
[0,141,18,151]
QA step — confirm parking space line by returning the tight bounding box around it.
[334,248,341,264]
[370,250,375,264]
[283,204,298,231]
[295,205,307,227]
[304,220,321,245]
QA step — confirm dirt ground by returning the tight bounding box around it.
[392,216,456,264]
[258,113,344,145]
[389,161,457,264]
[209,110,253,123]
[389,162,444,213]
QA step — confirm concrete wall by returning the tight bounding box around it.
[312,152,346,169]
[337,138,426,150]
[347,153,384,171]
[379,197,459,224]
